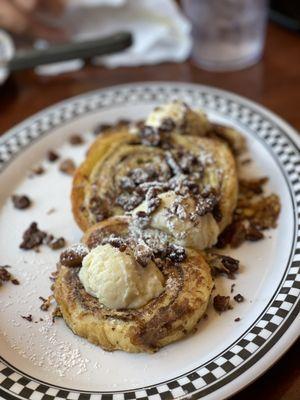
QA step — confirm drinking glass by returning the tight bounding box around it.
[182,0,268,71]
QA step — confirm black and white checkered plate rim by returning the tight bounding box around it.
[0,83,299,400]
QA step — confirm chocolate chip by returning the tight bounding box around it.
[166,245,186,263]
[147,196,161,214]
[134,244,153,267]
[47,150,59,162]
[196,194,218,217]
[21,314,33,322]
[234,317,241,322]
[20,222,47,250]
[12,195,31,210]
[213,295,231,312]
[230,283,235,293]
[119,176,135,191]
[47,237,66,250]
[133,211,149,229]
[59,159,76,175]
[230,222,247,248]
[178,153,200,174]
[89,196,110,221]
[69,134,84,145]
[140,126,160,146]
[119,244,127,252]
[145,187,161,214]
[11,278,20,285]
[0,267,11,281]
[212,203,223,222]
[158,118,175,133]
[234,294,244,303]
[116,193,143,212]
[221,255,239,275]
[31,166,45,176]
[245,225,264,241]
[129,168,158,185]
[107,237,127,250]
[60,246,88,268]
[136,211,147,218]
[93,123,112,135]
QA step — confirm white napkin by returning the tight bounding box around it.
[36,0,191,75]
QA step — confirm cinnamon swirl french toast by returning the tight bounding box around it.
[54,217,213,353]
[72,101,239,251]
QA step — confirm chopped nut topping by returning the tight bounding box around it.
[116,192,144,212]
[59,158,76,175]
[140,126,160,146]
[47,236,66,250]
[196,194,218,217]
[166,244,186,264]
[213,295,231,312]
[0,266,19,287]
[239,177,268,196]
[39,295,53,311]
[217,179,280,249]
[206,253,239,279]
[89,195,110,221]
[31,166,45,176]
[52,306,62,322]
[159,118,175,133]
[69,134,84,145]
[105,236,127,251]
[20,222,47,250]
[0,266,11,281]
[134,243,153,267]
[145,187,161,214]
[245,224,264,241]
[93,123,113,135]
[60,245,88,268]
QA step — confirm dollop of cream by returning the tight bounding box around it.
[145,100,211,136]
[78,244,164,309]
[133,191,220,250]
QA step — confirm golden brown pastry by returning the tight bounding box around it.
[54,217,213,353]
[72,101,239,246]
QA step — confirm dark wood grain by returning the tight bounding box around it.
[0,22,299,399]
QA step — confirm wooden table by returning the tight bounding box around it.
[0,22,299,399]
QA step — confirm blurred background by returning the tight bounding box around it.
[0,1,299,399]
[0,0,300,135]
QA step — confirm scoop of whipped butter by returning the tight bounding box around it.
[78,244,164,309]
[133,191,220,250]
[145,100,211,136]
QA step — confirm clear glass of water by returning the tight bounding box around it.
[182,0,268,71]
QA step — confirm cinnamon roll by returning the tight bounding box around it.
[54,217,213,353]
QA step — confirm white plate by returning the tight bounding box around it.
[0,82,299,400]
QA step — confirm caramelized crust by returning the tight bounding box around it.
[72,126,238,234]
[54,218,213,353]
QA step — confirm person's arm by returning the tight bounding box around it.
[0,0,67,40]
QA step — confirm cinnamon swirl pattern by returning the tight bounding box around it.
[54,217,213,353]
[54,100,279,353]
[72,101,238,249]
